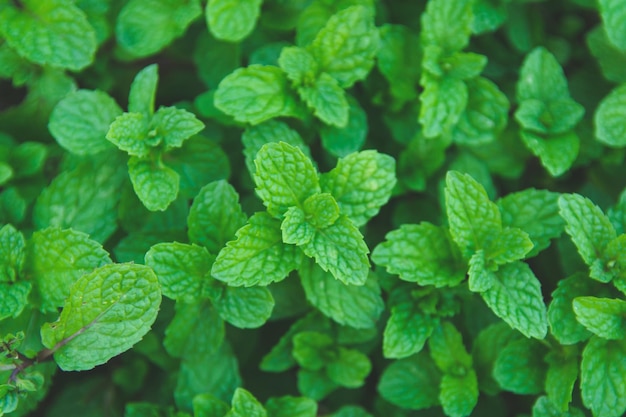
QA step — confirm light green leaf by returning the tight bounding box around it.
[0,0,96,70]
[25,227,111,312]
[587,25,626,84]
[128,156,180,212]
[559,193,617,281]
[517,47,570,102]
[300,215,369,285]
[548,273,594,345]
[320,95,367,157]
[227,388,267,417]
[444,171,501,256]
[193,393,230,417]
[299,260,384,329]
[321,150,396,227]
[278,46,319,85]
[595,83,626,147]
[378,353,441,410]
[498,189,564,257]
[372,222,466,288]
[0,280,31,322]
[532,396,586,417]
[427,50,487,80]
[0,224,30,320]
[481,261,548,339]
[573,296,626,340]
[515,98,585,135]
[106,112,150,157]
[144,242,212,301]
[519,130,579,177]
[303,193,340,229]
[326,347,371,388]
[265,396,317,417]
[164,300,224,358]
[41,263,161,371]
[599,0,626,51]
[308,6,379,88]
[428,322,473,375]
[254,141,320,217]
[581,336,626,417]
[421,0,474,53]
[297,73,349,128]
[48,90,121,155]
[116,0,202,57]
[439,372,479,417]
[419,74,468,138]
[128,64,159,117]
[467,250,496,292]
[293,331,334,370]
[383,297,438,359]
[493,338,547,394]
[484,227,534,265]
[282,206,316,246]
[187,180,247,254]
[473,0,508,34]
[212,212,301,286]
[545,346,579,412]
[150,106,205,150]
[214,65,299,125]
[213,285,274,328]
[206,0,262,43]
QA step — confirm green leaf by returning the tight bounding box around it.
[519,130,579,177]
[573,296,626,340]
[517,47,570,103]
[372,222,466,288]
[150,106,205,150]
[439,372,479,417]
[586,25,626,84]
[281,207,316,246]
[48,90,121,155]
[595,83,626,147]
[444,170,501,256]
[308,6,379,88]
[467,250,496,292]
[299,260,384,329]
[297,369,338,401]
[128,157,180,212]
[481,261,548,339]
[293,331,334,371]
[214,65,299,125]
[302,193,340,229]
[320,95,368,158]
[532,396,586,417]
[419,74,468,138]
[164,300,224,358]
[328,406,373,417]
[278,46,319,85]
[421,0,474,53]
[226,388,266,417]
[493,338,547,394]
[212,212,301,286]
[116,0,202,57]
[548,273,595,344]
[265,396,317,417]
[471,323,519,396]
[206,0,262,43]
[41,263,161,371]
[106,113,150,157]
[483,227,534,265]
[515,98,585,135]
[545,346,579,412]
[378,353,441,410]
[0,0,96,70]
[0,225,30,320]
[326,347,371,388]
[581,337,626,417]
[599,0,626,51]
[498,189,565,257]
[473,0,508,34]
[320,150,396,227]
[193,393,230,417]
[559,194,617,281]
[194,32,242,89]
[254,142,320,217]
[297,73,349,128]
[213,285,274,328]
[187,180,247,254]
[144,242,212,301]
[300,215,370,285]
[128,64,158,117]
[451,77,510,145]
[428,322,473,375]
[25,227,111,312]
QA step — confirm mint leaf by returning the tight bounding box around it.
[421,0,474,53]
[128,156,179,212]
[326,347,371,388]
[227,388,266,417]
[419,74,468,138]
[206,0,262,43]
[187,180,247,254]
[25,227,111,312]
[144,242,212,301]
[106,113,150,157]
[319,95,367,157]
[439,373,479,417]
[214,65,299,125]
[293,331,333,370]
[116,0,202,57]
[40,263,161,371]
[297,369,338,401]
[519,130,580,177]
[320,150,396,227]
[515,99,585,135]
[281,207,316,246]
[193,393,230,417]
[483,227,534,265]
[372,222,466,288]
[299,260,384,329]
[213,285,274,328]
[128,64,158,117]
[300,215,369,285]
[265,396,317,417]
[445,171,501,256]
[581,337,626,417]
[278,46,319,85]
[467,250,496,292]
[48,90,121,155]
[481,261,548,339]
[548,273,595,344]
[164,300,224,358]
[254,142,320,217]
[0,0,96,70]
[150,106,205,150]
[212,212,301,286]
[297,73,349,127]
[378,353,441,410]
[532,396,586,417]
[599,0,626,51]
[587,25,626,84]
[545,346,579,412]
[308,6,379,88]
[595,84,626,147]
[517,47,570,103]
[572,296,626,340]
[559,193,617,282]
[471,323,519,396]
[0,224,30,320]
[282,193,340,245]
[493,338,547,394]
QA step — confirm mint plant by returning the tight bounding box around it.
[4,0,626,416]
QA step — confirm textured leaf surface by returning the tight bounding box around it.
[428,322,473,375]
[278,46,319,85]
[150,106,205,149]
[421,0,473,52]
[128,64,158,117]
[419,74,468,138]
[439,372,478,417]
[599,0,626,51]
[226,388,267,417]
[213,285,274,328]
[41,263,161,371]
[383,297,438,359]
[581,337,626,417]
[297,73,349,128]
[493,338,547,394]
[321,150,396,227]
[0,225,30,320]
[206,0,262,42]
[128,157,179,212]
[212,212,300,286]
[106,113,150,157]
[595,84,626,147]
[517,47,569,102]
[548,273,595,344]
[378,353,441,410]
[573,296,626,340]
[484,227,534,265]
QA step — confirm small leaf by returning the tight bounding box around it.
[213,285,274,328]
[428,322,473,375]
[297,73,349,128]
[164,300,224,358]
[278,46,319,85]
[326,347,371,388]
[548,273,595,345]
[378,353,441,410]
[227,388,267,417]
[293,331,334,371]
[41,263,161,371]
[421,0,474,53]
[517,47,570,102]
[419,74,468,138]
[128,156,180,212]
[439,372,479,417]
[265,396,317,417]
[320,95,368,157]
[106,112,150,157]
[484,227,534,265]
[150,106,205,150]
[383,296,438,359]
[281,207,316,246]
[545,346,579,412]
[595,83,626,147]
[128,64,158,117]
[519,130,579,177]
[599,0,626,51]
[493,338,548,394]
[206,0,262,43]
[573,296,626,340]
[193,393,230,417]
